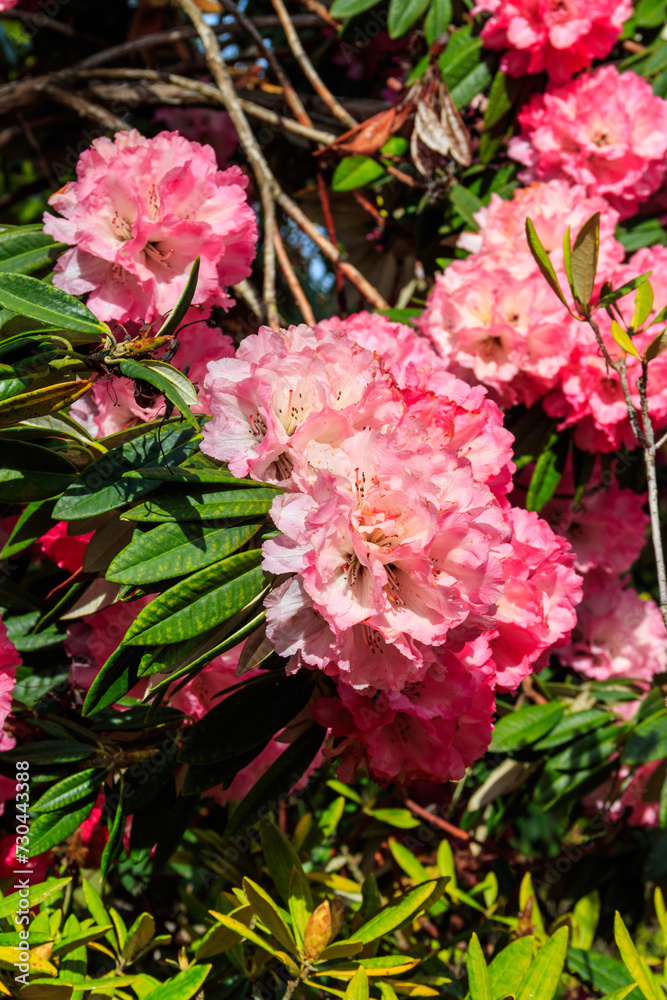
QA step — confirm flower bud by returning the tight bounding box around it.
[329,896,344,942]
[304,901,332,960]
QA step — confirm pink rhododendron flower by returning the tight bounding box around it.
[153,107,238,167]
[536,461,648,576]
[36,522,94,575]
[462,507,582,692]
[204,322,582,781]
[313,652,495,785]
[585,761,662,828]
[474,0,632,82]
[0,1,18,9]
[559,571,667,683]
[43,130,258,324]
[0,835,52,882]
[67,794,109,868]
[419,255,578,408]
[0,617,18,739]
[457,180,623,281]
[508,67,667,218]
[66,596,153,688]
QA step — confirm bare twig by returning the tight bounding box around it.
[269,0,358,129]
[74,67,338,143]
[317,168,346,313]
[403,798,470,842]
[36,82,128,132]
[298,0,341,29]
[77,14,321,69]
[219,0,311,126]
[232,279,264,319]
[176,0,390,310]
[262,191,280,331]
[639,359,667,626]
[274,229,316,326]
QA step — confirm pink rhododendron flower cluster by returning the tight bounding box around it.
[474,0,632,82]
[0,618,18,736]
[201,318,581,784]
[585,760,662,828]
[43,130,258,324]
[559,571,667,683]
[508,67,667,219]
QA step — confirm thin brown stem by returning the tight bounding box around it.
[639,360,667,627]
[176,0,389,310]
[317,168,346,313]
[269,0,358,129]
[261,191,280,331]
[274,229,316,326]
[404,798,470,842]
[218,0,311,126]
[36,82,128,132]
[298,0,341,29]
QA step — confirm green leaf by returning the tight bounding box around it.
[100,791,126,880]
[0,226,60,276]
[29,797,97,856]
[82,643,157,717]
[388,0,429,36]
[488,937,535,1000]
[526,432,568,512]
[332,157,386,192]
[123,464,271,486]
[143,965,211,1000]
[424,0,452,43]
[567,948,637,998]
[0,273,108,337]
[53,423,200,520]
[611,320,641,359]
[483,70,513,130]
[354,879,448,944]
[345,968,370,1000]
[123,549,266,645]
[260,817,312,911]
[330,0,380,15]
[645,327,667,363]
[0,440,77,503]
[467,933,491,1000]
[242,878,298,955]
[622,713,667,765]
[489,702,565,753]
[616,218,667,253]
[108,519,261,585]
[597,272,652,310]
[533,709,610,750]
[515,927,569,1000]
[369,808,419,829]
[632,278,654,329]
[119,358,199,432]
[525,218,570,310]
[32,769,107,813]
[614,912,661,1000]
[0,499,55,560]
[179,671,314,764]
[449,183,482,230]
[0,877,71,920]
[121,913,156,964]
[123,487,278,522]
[2,740,94,764]
[549,723,622,772]
[155,257,200,339]
[601,987,643,1000]
[570,213,599,309]
[571,892,601,951]
[448,60,493,110]
[223,723,327,845]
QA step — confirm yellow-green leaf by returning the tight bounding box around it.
[611,320,641,358]
[0,379,92,424]
[242,878,298,956]
[467,933,491,1000]
[207,910,299,975]
[571,212,599,308]
[601,986,641,1000]
[525,218,570,310]
[515,926,569,1000]
[632,279,654,329]
[318,941,364,962]
[519,873,545,938]
[345,967,369,1000]
[353,879,447,944]
[614,911,662,1000]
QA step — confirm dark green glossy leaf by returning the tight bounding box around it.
[123,549,266,645]
[0,439,77,502]
[32,768,107,813]
[526,432,568,512]
[489,702,565,753]
[0,273,108,337]
[0,498,55,559]
[388,0,430,37]
[332,156,386,192]
[622,712,667,765]
[532,709,610,750]
[330,0,381,16]
[29,796,97,856]
[156,257,200,339]
[53,423,200,520]
[179,671,315,764]
[424,0,452,44]
[107,520,262,585]
[123,487,278,522]
[119,357,199,432]
[2,740,95,764]
[223,723,327,844]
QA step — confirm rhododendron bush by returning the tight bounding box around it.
[2,0,667,994]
